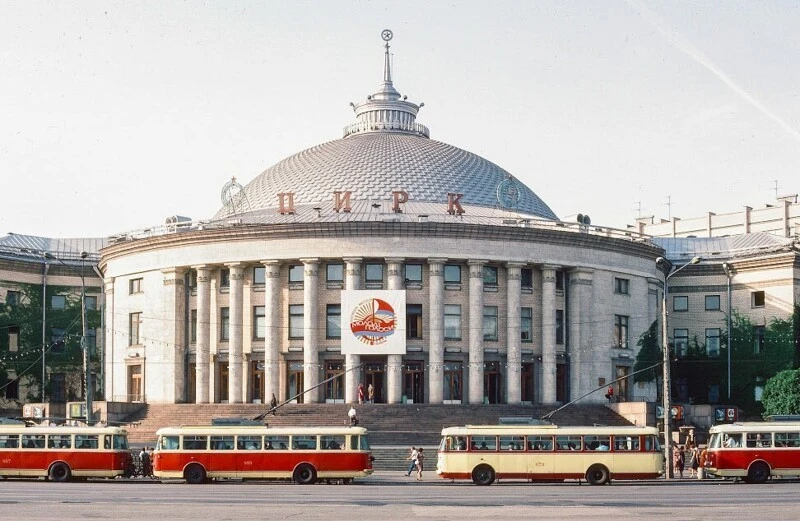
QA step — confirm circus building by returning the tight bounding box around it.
[99,32,665,407]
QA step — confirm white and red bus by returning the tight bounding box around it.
[0,424,132,482]
[705,421,800,483]
[153,425,373,484]
[437,424,663,485]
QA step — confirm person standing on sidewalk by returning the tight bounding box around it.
[415,447,425,480]
[404,446,418,476]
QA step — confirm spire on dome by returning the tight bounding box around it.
[343,30,429,138]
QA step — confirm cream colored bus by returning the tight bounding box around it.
[437,424,663,485]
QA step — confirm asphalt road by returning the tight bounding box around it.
[0,473,796,520]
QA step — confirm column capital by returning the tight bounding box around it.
[505,261,526,269]
[260,259,281,266]
[385,257,405,265]
[299,258,320,265]
[161,267,186,286]
[467,259,488,266]
[342,257,363,264]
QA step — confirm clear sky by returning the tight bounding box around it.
[2,1,799,238]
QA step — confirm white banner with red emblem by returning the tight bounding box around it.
[340,290,406,354]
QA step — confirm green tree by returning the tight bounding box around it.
[634,320,662,399]
[761,369,800,417]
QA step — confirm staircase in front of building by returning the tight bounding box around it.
[122,403,632,471]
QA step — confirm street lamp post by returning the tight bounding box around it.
[656,255,701,479]
[722,263,733,401]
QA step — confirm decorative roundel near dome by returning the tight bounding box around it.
[220,177,245,211]
[381,29,393,41]
[496,177,522,210]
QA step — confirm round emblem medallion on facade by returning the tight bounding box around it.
[496,176,521,209]
[349,298,397,346]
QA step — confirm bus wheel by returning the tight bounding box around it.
[293,464,317,485]
[471,464,496,486]
[184,464,207,485]
[747,462,770,484]
[48,462,71,483]
[586,465,610,486]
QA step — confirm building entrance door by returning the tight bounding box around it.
[364,361,384,403]
[219,362,229,403]
[521,362,534,404]
[484,361,501,404]
[443,362,462,404]
[325,361,345,403]
[287,362,304,403]
[251,361,264,403]
[556,363,567,403]
[402,361,424,404]
[615,365,630,401]
[128,365,143,402]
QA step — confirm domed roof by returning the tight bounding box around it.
[213,31,557,222]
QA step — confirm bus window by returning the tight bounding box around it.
[451,436,467,450]
[75,435,99,449]
[775,432,800,448]
[0,434,19,448]
[321,435,345,450]
[584,436,610,451]
[746,433,772,448]
[266,435,289,450]
[614,435,640,451]
[183,436,208,450]
[103,436,111,449]
[358,435,370,451]
[22,435,45,449]
[210,436,235,450]
[555,435,581,451]
[723,434,742,448]
[113,435,129,450]
[499,436,525,451]
[527,435,553,451]
[292,436,317,450]
[48,434,72,449]
[471,436,497,451]
[159,436,179,450]
[237,436,262,450]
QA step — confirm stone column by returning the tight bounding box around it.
[159,268,186,404]
[301,258,320,403]
[194,265,212,403]
[386,257,404,404]
[344,258,362,404]
[227,263,244,403]
[468,260,486,404]
[505,262,524,404]
[262,261,281,402]
[104,277,117,401]
[541,265,558,404]
[568,268,593,401]
[427,258,447,404]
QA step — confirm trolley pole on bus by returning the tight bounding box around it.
[657,256,700,480]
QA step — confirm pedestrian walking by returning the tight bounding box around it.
[348,406,359,426]
[270,393,278,415]
[405,446,418,476]
[368,383,374,403]
[415,447,425,480]
[357,384,365,404]
[673,444,685,478]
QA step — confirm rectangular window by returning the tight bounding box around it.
[253,306,265,339]
[673,295,688,312]
[706,328,721,357]
[190,309,197,343]
[5,290,20,306]
[753,326,765,354]
[326,263,344,283]
[555,270,565,291]
[7,325,20,352]
[405,264,423,284]
[705,295,720,311]
[4,376,19,400]
[326,304,341,339]
[444,305,461,340]
[365,263,383,287]
[556,309,564,345]
[521,268,533,290]
[288,265,304,286]
[752,291,765,308]
[674,328,689,358]
[483,306,498,341]
[289,305,304,339]
[51,295,66,310]
[129,312,142,346]
[220,307,230,341]
[220,268,230,288]
[483,266,498,286]
[51,328,66,353]
[521,307,533,342]
[614,277,629,295]
[614,315,629,348]
[407,304,423,339]
[253,266,266,285]
[84,295,98,311]
[444,265,461,284]
[129,278,142,294]
[188,270,197,290]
